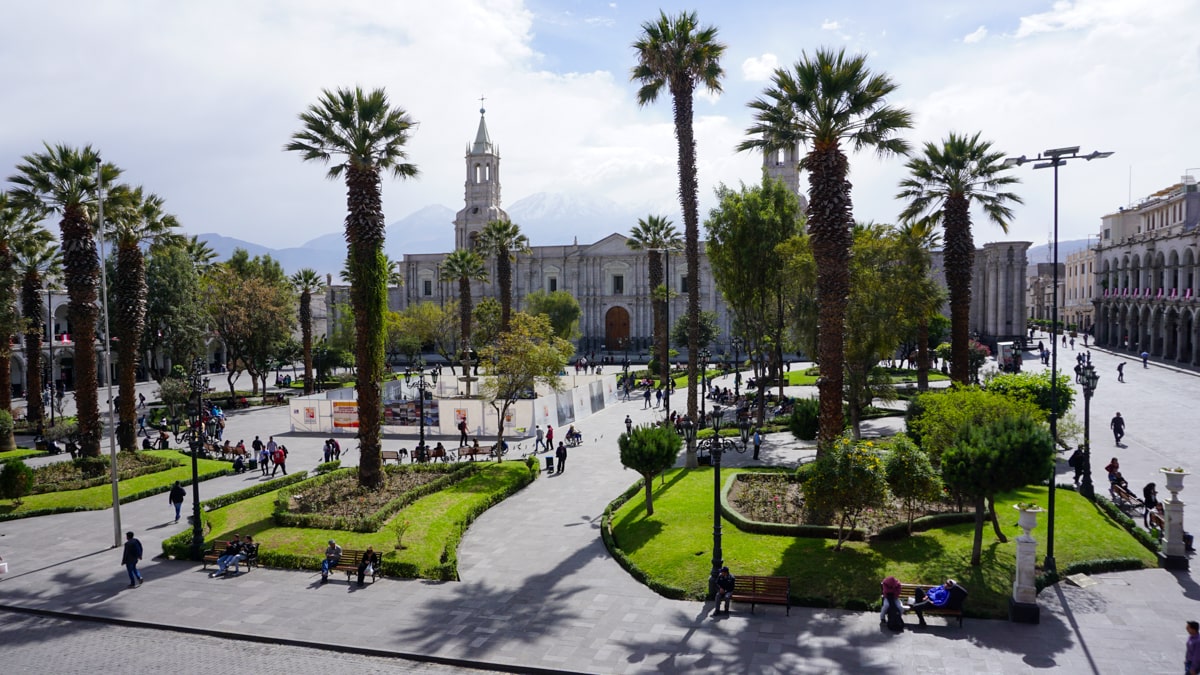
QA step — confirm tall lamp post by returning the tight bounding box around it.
[648,247,676,426]
[45,285,56,427]
[404,358,439,456]
[95,158,123,549]
[1079,363,1100,500]
[698,349,710,425]
[187,357,206,559]
[1005,146,1113,571]
[681,406,751,597]
[731,336,743,397]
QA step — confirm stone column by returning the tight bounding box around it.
[1010,504,1042,623]
[1160,469,1189,570]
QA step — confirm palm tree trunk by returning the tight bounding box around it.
[60,207,102,456]
[916,316,930,391]
[300,291,313,395]
[115,244,146,451]
[21,276,44,427]
[498,256,512,333]
[808,144,852,452]
[670,85,700,469]
[943,196,974,386]
[345,165,388,490]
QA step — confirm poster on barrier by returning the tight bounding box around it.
[332,401,359,428]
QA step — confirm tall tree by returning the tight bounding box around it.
[290,268,325,395]
[15,236,60,428]
[897,132,1021,385]
[0,194,49,449]
[894,220,944,391]
[477,219,530,333]
[9,144,123,456]
[108,186,180,450]
[739,48,912,451]
[184,234,217,271]
[202,265,294,396]
[439,248,488,353]
[626,215,681,401]
[142,240,206,382]
[525,289,582,342]
[287,86,418,490]
[632,10,725,467]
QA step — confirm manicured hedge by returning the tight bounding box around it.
[32,453,179,494]
[1036,557,1146,591]
[872,512,978,541]
[722,471,866,541]
[202,472,310,511]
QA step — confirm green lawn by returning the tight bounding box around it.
[610,468,1155,618]
[0,451,230,518]
[0,448,45,462]
[784,368,950,387]
[198,462,532,578]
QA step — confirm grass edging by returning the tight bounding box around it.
[600,478,691,600]
[1035,557,1146,591]
[203,472,311,511]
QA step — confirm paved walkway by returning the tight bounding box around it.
[1,356,1197,673]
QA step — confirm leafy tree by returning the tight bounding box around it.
[202,265,294,396]
[156,376,191,426]
[671,310,719,351]
[618,424,683,516]
[906,387,1044,466]
[472,297,502,351]
[107,186,181,450]
[787,397,820,441]
[479,312,573,460]
[893,220,945,391]
[142,241,206,382]
[934,339,990,383]
[633,10,726,465]
[740,48,912,452]
[290,268,325,394]
[777,233,818,360]
[0,194,49,449]
[384,311,421,365]
[15,236,60,427]
[225,248,288,286]
[287,86,418,490]
[705,175,802,421]
[401,301,459,369]
[477,219,530,332]
[883,435,942,533]
[983,371,1075,418]
[184,234,217,271]
[627,215,681,405]
[0,457,34,505]
[897,132,1022,385]
[802,433,890,550]
[9,144,123,456]
[942,415,1055,565]
[526,289,582,342]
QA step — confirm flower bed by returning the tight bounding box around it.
[31,452,177,494]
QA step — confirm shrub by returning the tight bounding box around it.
[313,460,341,475]
[787,397,820,441]
[0,459,34,505]
[802,434,890,549]
[906,387,1045,466]
[883,437,942,534]
[618,425,682,516]
[0,410,13,441]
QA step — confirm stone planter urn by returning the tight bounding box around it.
[1010,504,1044,623]
[1015,504,1043,537]
[1162,469,1188,494]
[1159,469,1189,569]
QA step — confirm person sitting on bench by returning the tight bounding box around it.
[211,535,244,577]
[714,566,736,615]
[909,578,967,626]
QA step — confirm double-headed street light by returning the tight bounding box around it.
[1004,146,1113,572]
[404,359,439,457]
[1079,363,1100,500]
[681,405,751,598]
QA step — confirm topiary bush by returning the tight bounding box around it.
[787,397,820,441]
[0,459,34,505]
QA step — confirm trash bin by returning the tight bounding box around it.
[248,458,258,471]
[544,456,555,473]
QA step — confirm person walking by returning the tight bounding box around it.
[271,444,287,476]
[457,418,469,447]
[1067,448,1085,487]
[655,388,663,408]
[752,427,763,460]
[534,425,545,451]
[1141,350,1150,368]
[121,531,143,588]
[545,425,554,448]
[555,442,567,474]
[168,480,186,523]
[1111,412,1126,445]
[1117,362,1126,383]
[643,388,652,409]
[625,415,633,435]
[137,392,146,409]
[1186,620,1200,675]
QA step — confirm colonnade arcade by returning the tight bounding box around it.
[1094,244,1200,365]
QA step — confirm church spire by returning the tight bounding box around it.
[472,106,493,155]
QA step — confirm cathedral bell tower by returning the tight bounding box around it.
[454,107,509,250]
[762,142,808,213]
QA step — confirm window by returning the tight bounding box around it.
[612,275,624,295]
[548,277,557,292]
[680,275,689,293]
[423,280,432,296]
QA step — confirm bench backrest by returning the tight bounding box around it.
[381,450,400,460]
[732,575,790,595]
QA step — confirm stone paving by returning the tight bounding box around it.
[0,352,1197,673]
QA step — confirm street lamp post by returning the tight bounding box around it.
[698,349,710,425]
[95,158,123,549]
[731,337,743,397]
[1080,363,1100,500]
[404,359,439,458]
[46,285,55,427]
[682,406,751,599]
[1005,146,1113,572]
[648,247,676,427]
[187,357,206,560]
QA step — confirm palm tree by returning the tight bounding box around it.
[185,235,217,271]
[107,186,180,450]
[632,10,725,464]
[894,220,944,392]
[9,144,123,457]
[0,194,48,450]
[287,86,418,490]
[476,219,530,332]
[16,237,61,429]
[290,268,325,395]
[626,215,681,397]
[440,249,488,395]
[739,48,912,450]
[897,132,1021,385]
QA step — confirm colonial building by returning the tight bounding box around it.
[1027,262,1064,324]
[1064,246,1096,333]
[1093,174,1200,364]
[930,242,1032,348]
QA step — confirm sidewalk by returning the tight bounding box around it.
[0,371,1195,673]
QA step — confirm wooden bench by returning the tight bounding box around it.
[202,540,259,573]
[897,583,965,627]
[381,449,403,464]
[730,575,791,615]
[332,549,379,584]
[1111,483,1144,511]
[458,445,491,461]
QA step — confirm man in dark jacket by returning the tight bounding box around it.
[714,567,736,614]
[169,481,186,522]
[121,531,143,588]
[555,442,567,474]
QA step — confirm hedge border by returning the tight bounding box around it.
[31,453,180,494]
[202,472,311,511]
[432,461,538,581]
[723,471,867,541]
[600,478,691,600]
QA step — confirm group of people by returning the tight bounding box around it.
[250,436,288,477]
[319,540,379,587]
[209,534,255,577]
[322,437,342,462]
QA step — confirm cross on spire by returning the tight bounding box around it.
[479,94,486,114]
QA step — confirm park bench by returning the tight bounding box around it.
[269,392,287,406]
[202,540,259,573]
[1111,483,1144,511]
[1149,504,1165,533]
[428,446,455,463]
[458,445,491,461]
[332,549,379,584]
[897,583,965,627]
[730,575,791,615]
[381,449,403,464]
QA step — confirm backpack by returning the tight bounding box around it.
[885,602,904,632]
[1067,451,1081,468]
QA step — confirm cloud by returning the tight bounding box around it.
[742,54,779,82]
[821,19,839,30]
[963,25,988,43]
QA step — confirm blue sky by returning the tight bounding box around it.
[1,0,1195,253]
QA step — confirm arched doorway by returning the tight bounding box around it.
[605,306,630,351]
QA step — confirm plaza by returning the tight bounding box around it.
[1,336,1196,674]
